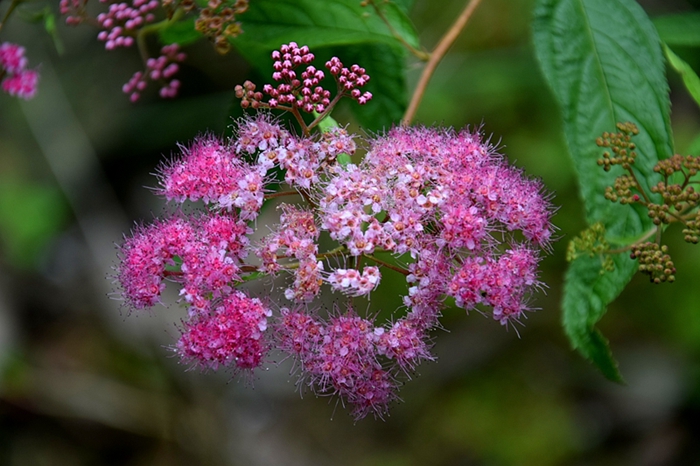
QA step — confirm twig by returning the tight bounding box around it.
[402,0,484,126]
[0,0,21,33]
[363,254,409,275]
[264,190,300,200]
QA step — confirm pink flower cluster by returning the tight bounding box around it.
[177,291,271,371]
[236,42,372,113]
[0,42,39,100]
[116,45,554,419]
[276,307,433,419]
[96,0,159,50]
[117,213,250,311]
[328,267,381,297]
[122,44,186,101]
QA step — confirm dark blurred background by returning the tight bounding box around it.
[2,0,700,465]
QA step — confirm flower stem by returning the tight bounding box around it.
[0,0,21,33]
[136,7,185,64]
[402,0,484,126]
[307,89,345,133]
[363,254,409,275]
[606,227,659,254]
[264,190,301,200]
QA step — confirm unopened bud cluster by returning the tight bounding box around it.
[122,43,185,101]
[60,1,251,100]
[116,44,554,419]
[192,0,249,54]
[596,121,639,171]
[630,242,676,283]
[588,122,700,282]
[566,222,614,273]
[235,42,372,114]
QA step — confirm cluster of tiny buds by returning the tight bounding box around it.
[122,44,185,101]
[194,0,249,54]
[60,0,89,25]
[325,57,372,104]
[594,123,700,282]
[650,181,699,213]
[654,154,700,177]
[566,222,615,273]
[235,80,263,109]
[236,42,372,114]
[630,242,676,283]
[650,155,700,215]
[605,174,639,204]
[0,42,40,100]
[61,0,253,101]
[96,0,160,50]
[596,121,639,171]
[682,210,700,244]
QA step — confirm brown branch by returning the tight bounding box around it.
[363,254,409,276]
[401,0,484,126]
[264,190,300,200]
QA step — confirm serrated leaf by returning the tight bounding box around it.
[562,253,635,383]
[390,0,415,14]
[653,12,700,47]
[663,44,700,110]
[533,0,673,380]
[230,0,419,68]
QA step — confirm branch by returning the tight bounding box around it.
[402,0,484,126]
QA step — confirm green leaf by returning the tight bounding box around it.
[314,111,341,132]
[158,17,203,46]
[687,133,700,156]
[230,0,419,68]
[653,12,700,47]
[663,44,700,110]
[389,0,416,14]
[533,0,673,380]
[562,253,636,383]
[335,42,408,130]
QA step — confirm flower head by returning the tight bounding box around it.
[0,42,39,100]
[177,291,271,371]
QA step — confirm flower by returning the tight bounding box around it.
[177,291,271,371]
[0,42,39,100]
[116,43,555,419]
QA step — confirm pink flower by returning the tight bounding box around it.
[177,291,271,371]
[0,42,27,74]
[1,69,39,100]
[117,84,556,419]
[1,43,39,100]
